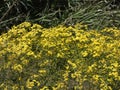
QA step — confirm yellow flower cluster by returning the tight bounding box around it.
[0,22,120,89]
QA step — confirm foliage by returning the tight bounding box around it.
[0,22,120,89]
[0,0,68,33]
[0,0,120,34]
[64,0,120,30]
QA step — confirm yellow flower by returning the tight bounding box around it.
[55,83,65,89]
[57,53,64,58]
[71,73,76,78]
[12,64,23,72]
[109,72,118,78]
[81,51,88,57]
[63,71,69,81]
[27,51,34,56]
[71,72,80,79]
[12,85,19,90]
[22,60,29,65]
[67,60,77,69]
[40,86,49,90]
[87,66,93,73]
[26,79,40,89]
[38,70,46,74]
[111,62,118,67]
[92,51,100,57]
[65,65,69,70]
[26,79,34,89]
[92,75,99,81]
[47,51,53,55]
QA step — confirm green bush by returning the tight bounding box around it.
[0,22,120,90]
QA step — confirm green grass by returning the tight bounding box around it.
[0,0,120,33]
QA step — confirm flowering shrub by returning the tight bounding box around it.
[0,22,120,90]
